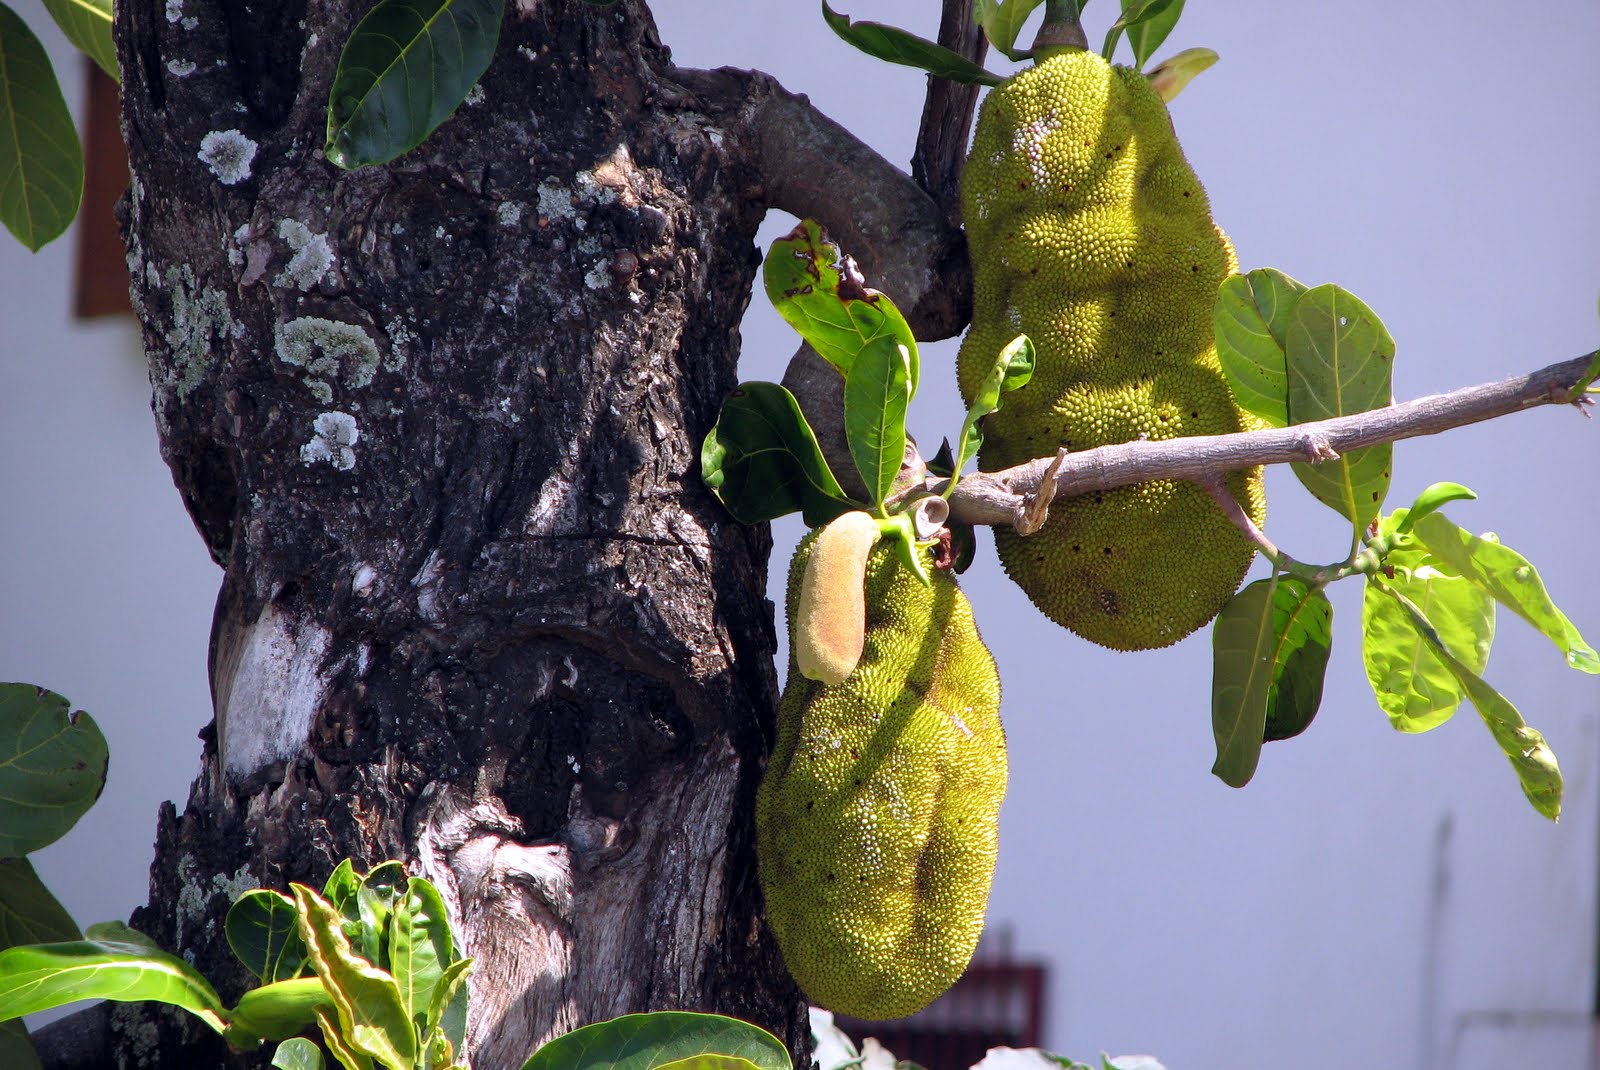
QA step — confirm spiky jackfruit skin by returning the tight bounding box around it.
[758,532,1006,1020]
[958,51,1265,651]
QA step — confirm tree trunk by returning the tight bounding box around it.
[113,1,809,1065]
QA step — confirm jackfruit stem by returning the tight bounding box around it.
[1031,2,1089,57]
[1199,478,1351,587]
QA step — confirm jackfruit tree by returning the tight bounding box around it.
[0,0,1595,1068]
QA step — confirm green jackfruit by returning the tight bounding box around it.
[758,529,1006,1020]
[958,50,1265,651]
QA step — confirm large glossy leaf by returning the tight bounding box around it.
[0,4,83,251]
[953,334,1035,481]
[1285,284,1394,533]
[1210,578,1277,788]
[316,1004,376,1070]
[325,0,505,169]
[822,2,1000,85]
[0,856,79,948]
[227,977,335,1044]
[843,336,912,508]
[0,936,227,1032]
[1375,583,1562,820]
[701,381,856,526]
[972,0,1044,60]
[0,684,108,857]
[354,861,408,968]
[0,1018,39,1070]
[226,889,308,983]
[293,883,416,1069]
[272,1037,327,1070]
[1214,269,1306,428]
[520,1011,792,1070]
[658,1059,766,1070]
[763,219,920,391]
[39,0,115,81]
[1411,512,1600,674]
[390,876,455,1032]
[1260,578,1334,743]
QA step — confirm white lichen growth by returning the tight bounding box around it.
[574,169,618,207]
[150,264,233,426]
[166,58,196,77]
[497,200,524,227]
[301,411,360,471]
[274,218,336,290]
[383,317,415,372]
[584,257,612,290]
[165,0,183,22]
[537,180,576,222]
[465,83,485,106]
[198,129,258,185]
[275,316,381,388]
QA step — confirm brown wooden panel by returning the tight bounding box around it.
[74,61,131,318]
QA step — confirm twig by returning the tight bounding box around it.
[944,351,1600,528]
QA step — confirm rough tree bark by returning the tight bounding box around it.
[98,1,972,1066]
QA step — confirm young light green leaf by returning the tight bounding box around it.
[292,883,417,1069]
[226,889,308,983]
[1123,0,1184,69]
[844,336,912,508]
[39,0,115,81]
[0,1018,40,1070]
[227,977,336,1044]
[1100,0,1176,63]
[427,957,473,1058]
[657,1058,766,1070]
[82,921,163,950]
[952,334,1036,488]
[1374,583,1562,820]
[1261,578,1334,743]
[1395,482,1476,533]
[1210,578,1277,788]
[1411,512,1600,674]
[823,2,1001,85]
[325,0,505,169]
[1214,268,1307,428]
[701,382,857,526]
[316,1004,376,1070]
[390,876,455,1032]
[0,5,83,251]
[0,936,227,1032]
[272,1037,327,1070]
[763,220,920,391]
[519,1011,792,1070]
[355,860,407,968]
[973,0,1045,60]
[0,856,80,948]
[1144,46,1216,103]
[0,684,108,858]
[322,859,361,920]
[1285,284,1395,533]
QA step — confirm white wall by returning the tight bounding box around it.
[1,2,1596,1067]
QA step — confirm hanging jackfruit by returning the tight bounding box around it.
[958,50,1265,651]
[757,522,1006,1020]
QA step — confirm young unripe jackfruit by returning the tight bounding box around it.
[958,51,1265,651]
[758,530,1006,1020]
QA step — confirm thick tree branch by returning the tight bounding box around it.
[912,0,988,228]
[943,353,1600,528]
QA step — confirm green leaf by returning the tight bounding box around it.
[427,956,472,1058]
[0,856,80,948]
[1374,583,1562,820]
[973,0,1045,60]
[354,861,407,968]
[228,976,335,1044]
[293,883,417,1069]
[83,920,163,950]
[1144,46,1216,103]
[658,1059,765,1070]
[1395,482,1476,533]
[390,876,455,1033]
[1124,0,1184,69]
[0,936,227,1032]
[1260,578,1334,743]
[1209,578,1277,788]
[0,4,83,251]
[0,683,108,857]
[325,0,505,169]
[702,381,857,526]
[952,334,1035,484]
[519,1011,792,1070]
[1285,284,1395,533]
[763,220,920,391]
[227,889,308,984]
[822,2,1001,86]
[273,1037,327,1070]
[316,1004,376,1070]
[1101,0,1177,63]
[843,336,912,508]
[322,859,361,919]
[0,1018,40,1070]
[39,0,115,81]
[1411,512,1600,674]
[1214,269,1306,428]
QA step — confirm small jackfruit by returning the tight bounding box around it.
[758,530,1006,1020]
[957,50,1265,651]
